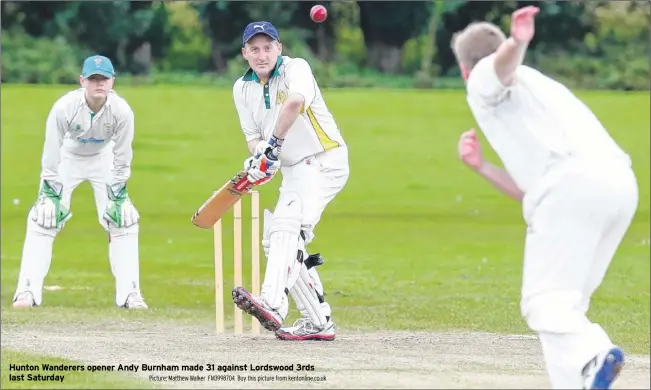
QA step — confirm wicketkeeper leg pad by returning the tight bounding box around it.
[13,217,60,306]
[109,224,142,306]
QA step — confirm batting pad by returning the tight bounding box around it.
[262,208,272,246]
[290,263,328,327]
[261,191,303,310]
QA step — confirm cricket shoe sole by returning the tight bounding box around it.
[232,286,282,332]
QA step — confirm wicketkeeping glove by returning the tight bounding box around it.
[103,184,140,228]
[29,180,71,229]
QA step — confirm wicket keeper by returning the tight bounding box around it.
[453,6,636,389]
[230,21,349,341]
[12,55,147,310]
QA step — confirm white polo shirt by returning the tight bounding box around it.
[41,88,135,188]
[466,53,629,193]
[232,56,346,166]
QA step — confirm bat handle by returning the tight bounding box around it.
[231,171,253,194]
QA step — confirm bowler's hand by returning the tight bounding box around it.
[458,129,484,171]
[511,6,539,44]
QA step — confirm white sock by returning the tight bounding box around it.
[14,230,55,306]
[538,323,613,388]
[109,232,141,306]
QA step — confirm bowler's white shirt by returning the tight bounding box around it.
[466,54,629,193]
[41,88,134,188]
[233,56,346,166]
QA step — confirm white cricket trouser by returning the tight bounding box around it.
[14,147,142,307]
[58,148,114,226]
[278,146,350,245]
[260,146,349,316]
[520,156,638,389]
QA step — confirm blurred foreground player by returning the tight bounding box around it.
[453,6,637,389]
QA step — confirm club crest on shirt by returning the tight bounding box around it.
[276,90,287,105]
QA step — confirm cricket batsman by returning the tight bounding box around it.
[230,21,349,341]
[452,6,636,389]
[12,55,147,310]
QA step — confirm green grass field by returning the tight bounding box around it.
[2,85,649,388]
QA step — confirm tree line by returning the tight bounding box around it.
[1,1,648,90]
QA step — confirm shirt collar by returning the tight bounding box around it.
[80,88,113,113]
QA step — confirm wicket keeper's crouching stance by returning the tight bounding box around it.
[231,21,349,341]
[453,6,636,390]
[12,55,147,310]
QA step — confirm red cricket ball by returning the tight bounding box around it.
[310,5,328,23]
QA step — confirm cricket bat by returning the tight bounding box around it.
[191,170,253,229]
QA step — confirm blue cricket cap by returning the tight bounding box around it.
[81,55,115,79]
[242,21,280,45]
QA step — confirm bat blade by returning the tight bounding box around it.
[191,170,253,229]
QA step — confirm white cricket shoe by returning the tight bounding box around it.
[582,346,624,389]
[123,292,148,309]
[275,317,336,341]
[13,291,36,308]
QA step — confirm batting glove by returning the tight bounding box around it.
[254,135,284,161]
[246,135,283,186]
[247,154,280,186]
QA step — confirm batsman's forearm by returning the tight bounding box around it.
[493,37,529,86]
[476,162,524,202]
[273,95,304,139]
